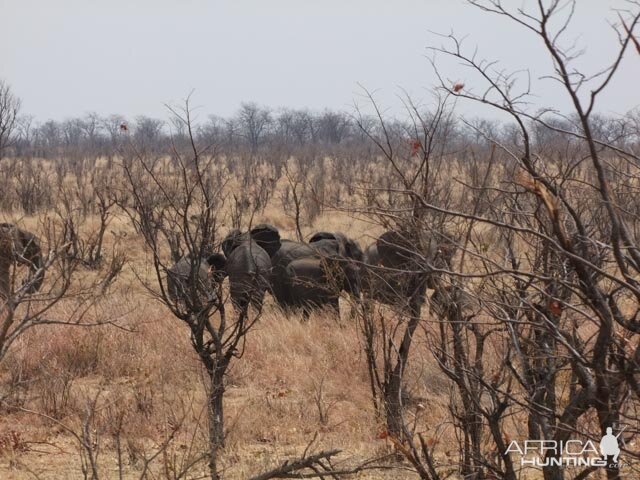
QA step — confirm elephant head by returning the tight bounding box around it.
[249,224,281,258]
[222,224,281,258]
[309,231,363,262]
[0,223,45,299]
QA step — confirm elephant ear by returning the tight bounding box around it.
[206,253,227,270]
[309,231,337,244]
[377,230,417,268]
[250,224,281,258]
[221,229,243,257]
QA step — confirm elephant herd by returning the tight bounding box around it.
[0,221,456,320]
[168,224,457,318]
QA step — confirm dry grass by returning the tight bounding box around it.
[0,299,444,479]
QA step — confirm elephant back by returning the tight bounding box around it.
[271,240,315,305]
[286,257,326,284]
[309,238,340,257]
[226,240,271,275]
[272,240,314,268]
[167,256,210,302]
[226,241,271,307]
[285,257,336,306]
[308,231,336,244]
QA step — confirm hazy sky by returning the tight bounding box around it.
[1,0,638,122]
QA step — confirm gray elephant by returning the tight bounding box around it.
[270,239,315,306]
[166,255,212,306]
[363,230,456,314]
[308,231,364,263]
[0,223,44,300]
[209,224,281,311]
[271,231,363,315]
[284,254,361,318]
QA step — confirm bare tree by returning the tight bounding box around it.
[119,96,262,480]
[237,102,272,152]
[353,88,457,447]
[0,79,21,160]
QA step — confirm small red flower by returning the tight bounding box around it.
[410,139,421,156]
[548,300,563,317]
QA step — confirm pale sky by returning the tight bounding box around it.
[1,0,638,122]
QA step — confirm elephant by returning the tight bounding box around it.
[221,224,281,259]
[0,223,44,301]
[210,224,281,311]
[270,239,316,306]
[363,230,456,315]
[165,224,281,311]
[308,231,364,262]
[166,255,212,305]
[271,231,363,315]
[283,255,361,318]
[248,223,282,258]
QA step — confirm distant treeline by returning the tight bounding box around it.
[7,101,640,161]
